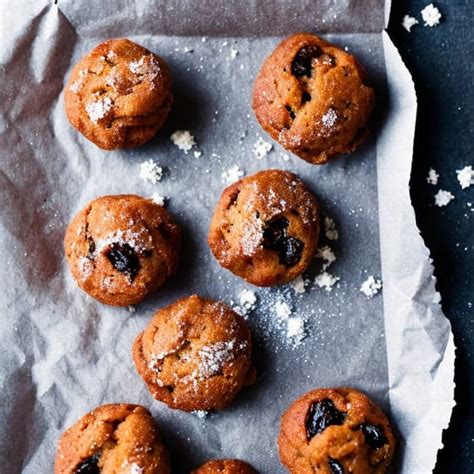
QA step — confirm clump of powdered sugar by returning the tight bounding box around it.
[421,3,442,27]
[170,130,197,154]
[402,14,419,32]
[150,193,167,206]
[426,168,439,185]
[324,216,339,241]
[456,166,474,189]
[140,160,163,184]
[253,136,273,159]
[315,246,336,270]
[69,69,87,93]
[314,272,340,292]
[85,96,113,122]
[321,108,338,128]
[96,229,151,254]
[286,318,307,346]
[290,275,307,295]
[233,289,257,317]
[193,410,208,419]
[434,189,454,207]
[222,165,244,184]
[360,276,383,298]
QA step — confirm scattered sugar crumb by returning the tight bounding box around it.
[230,49,239,60]
[434,189,454,207]
[193,410,208,419]
[290,275,306,294]
[151,193,166,206]
[234,289,257,317]
[421,3,442,27]
[281,153,290,161]
[274,300,292,320]
[287,318,306,346]
[170,130,196,154]
[128,306,136,313]
[199,340,237,377]
[324,217,339,241]
[85,96,112,123]
[360,276,383,298]
[321,108,338,128]
[140,159,163,184]
[253,136,273,159]
[193,150,202,159]
[426,168,439,185]
[456,166,474,189]
[222,165,244,184]
[314,272,340,292]
[316,246,336,270]
[402,14,419,32]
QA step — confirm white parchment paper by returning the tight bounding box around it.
[0,1,455,473]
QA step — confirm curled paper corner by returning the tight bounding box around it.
[378,31,456,472]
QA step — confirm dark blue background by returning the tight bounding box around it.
[387,1,473,472]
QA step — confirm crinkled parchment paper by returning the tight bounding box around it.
[0,1,455,472]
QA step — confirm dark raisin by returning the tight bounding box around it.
[87,238,96,255]
[105,243,140,280]
[291,45,322,77]
[361,423,387,449]
[328,459,345,474]
[261,218,304,268]
[301,91,311,103]
[285,105,296,120]
[305,399,346,440]
[75,454,100,474]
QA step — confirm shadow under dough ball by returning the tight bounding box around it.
[132,294,255,412]
[64,38,173,150]
[278,387,396,474]
[54,403,170,474]
[208,169,320,287]
[64,194,181,306]
[252,33,374,164]
[191,459,257,474]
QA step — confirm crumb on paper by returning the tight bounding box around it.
[402,14,419,32]
[314,272,340,292]
[421,3,442,27]
[193,150,202,159]
[360,276,383,298]
[324,216,339,241]
[290,275,307,294]
[230,49,238,60]
[456,166,474,189]
[281,153,290,161]
[287,318,306,346]
[316,245,336,270]
[139,159,163,184]
[434,189,454,207]
[193,410,208,419]
[151,193,166,206]
[222,165,244,185]
[253,136,273,159]
[426,168,439,185]
[170,130,196,154]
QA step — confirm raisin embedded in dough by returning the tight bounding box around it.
[208,169,320,287]
[64,38,173,150]
[278,388,395,474]
[64,194,181,306]
[191,459,257,474]
[252,33,374,164]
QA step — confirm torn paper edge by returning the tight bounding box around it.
[377,31,455,472]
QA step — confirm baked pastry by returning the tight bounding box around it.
[64,38,172,149]
[278,388,395,474]
[55,403,170,474]
[64,194,181,306]
[132,294,255,411]
[191,459,257,474]
[208,169,320,286]
[252,33,374,164]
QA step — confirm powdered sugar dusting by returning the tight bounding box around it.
[314,272,340,292]
[456,166,474,189]
[85,96,113,123]
[170,130,196,154]
[198,340,240,378]
[360,276,383,298]
[253,136,273,159]
[222,165,244,185]
[140,160,163,184]
[321,108,338,128]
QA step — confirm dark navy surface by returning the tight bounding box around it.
[387,1,474,472]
